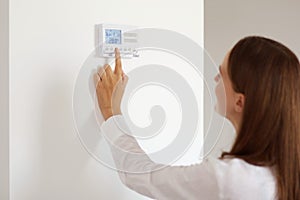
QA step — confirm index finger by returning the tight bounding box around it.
[114,48,123,75]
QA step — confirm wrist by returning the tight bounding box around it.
[102,108,122,121]
[102,108,113,121]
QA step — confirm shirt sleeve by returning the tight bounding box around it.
[101,115,220,200]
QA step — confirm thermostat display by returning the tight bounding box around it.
[105,29,122,44]
[95,24,139,58]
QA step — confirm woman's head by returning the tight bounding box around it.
[215,50,245,130]
[219,36,300,200]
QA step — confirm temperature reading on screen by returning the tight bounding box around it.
[105,29,122,44]
[96,24,139,58]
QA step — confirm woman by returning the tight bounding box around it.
[94,36,300,200]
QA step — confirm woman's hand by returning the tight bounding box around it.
[94,48,129,121]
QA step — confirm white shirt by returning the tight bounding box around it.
[101,115,276,200]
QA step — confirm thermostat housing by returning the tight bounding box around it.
[95,24,139,58]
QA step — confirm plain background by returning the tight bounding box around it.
[0,0,9,198]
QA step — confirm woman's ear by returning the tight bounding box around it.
[234,93,245,113]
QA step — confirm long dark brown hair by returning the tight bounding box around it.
[221,36,300,200]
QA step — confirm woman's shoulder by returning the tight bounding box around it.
[208,157,275,182]
[204,157,276,200]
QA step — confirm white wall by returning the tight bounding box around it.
[204,0,300,157]
[10,0,203,199]
[0,0,9,198]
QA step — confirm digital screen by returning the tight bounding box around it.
[105,29,122,44]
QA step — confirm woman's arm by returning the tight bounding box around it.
[101,115,220,200]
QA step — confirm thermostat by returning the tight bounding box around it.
[95,24,139,58]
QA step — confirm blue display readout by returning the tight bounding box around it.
[105,29,122,44]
